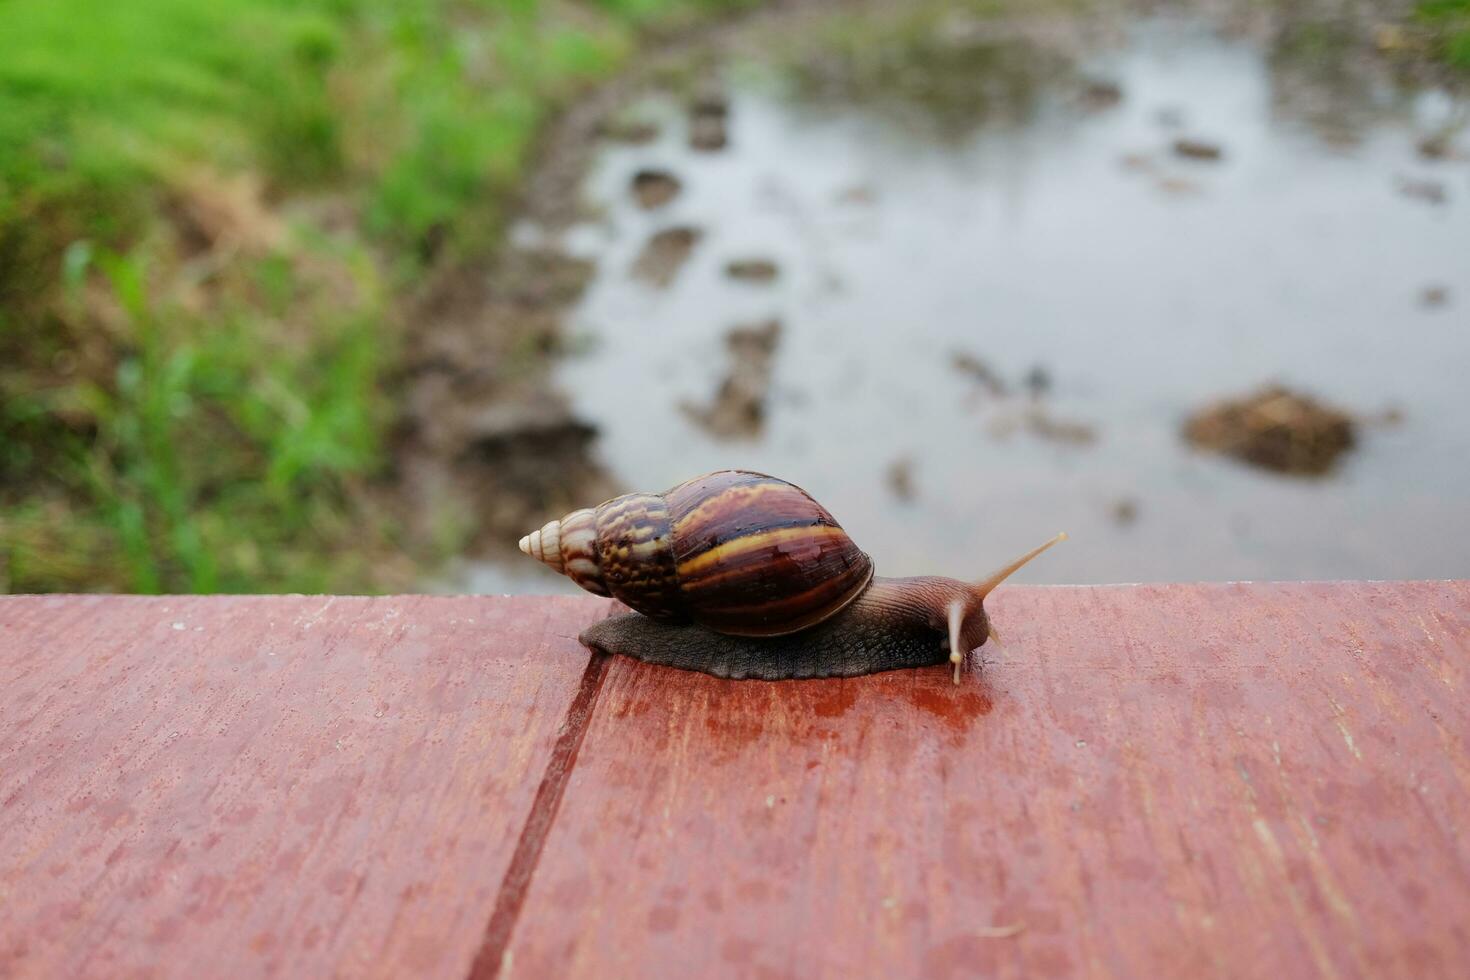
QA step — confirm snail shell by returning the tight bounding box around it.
[519,470,873,637]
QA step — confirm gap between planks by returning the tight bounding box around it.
[468,610,613,980]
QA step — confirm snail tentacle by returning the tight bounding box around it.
[947,599,967,686]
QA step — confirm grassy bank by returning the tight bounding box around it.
[0,0,742,593]
[1419,0,1470,69]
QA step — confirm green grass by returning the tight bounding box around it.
[1418,0,1470,69]
[0,0,743,593]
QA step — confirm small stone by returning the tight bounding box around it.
[1420,285,1449,308]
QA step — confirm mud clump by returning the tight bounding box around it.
[1157,176,1202,196]
[1397,176,1446,205]
[454,398,612,546]
[689,89,730,151]
[1416,133,1457,160]
[1080,78,1123,110]
[690,116,728,151]
[953,356,1094,445]
[631,168,682,209]
[886,457,917,502]
[951,350,1009,396]
[398,249,616,558]
[1183,385,1357,476]
[725,258,779,282]
[1024,365,1052,398]
[984,403,1098,446]
[690,88,729,118]
[682,319,781,439]
[599,118,660,145]
[1028,410,1096,445]
[1420,284,1449,308]
[1173,137,1223,161]
[632,226,702,287]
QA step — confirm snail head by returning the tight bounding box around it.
[946,532,1068,684]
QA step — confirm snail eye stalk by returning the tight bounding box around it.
[974,532,1068,600]
[947,600,966,686]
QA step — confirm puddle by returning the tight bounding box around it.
[462,17,1470,593]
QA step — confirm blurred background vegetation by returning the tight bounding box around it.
[0,0,1466,594]
[0,0,745,593]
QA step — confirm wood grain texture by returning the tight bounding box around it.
[501,582,1470,980]
[0,593,610,979]
[3,585,1468,980]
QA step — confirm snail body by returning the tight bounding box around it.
[519,470,1064,682]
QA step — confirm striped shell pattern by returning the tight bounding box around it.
[519,470,874,637]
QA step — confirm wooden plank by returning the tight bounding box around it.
[0,593,610,979]
[500,582,1470,979]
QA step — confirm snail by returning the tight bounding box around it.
[518,470,1065,683]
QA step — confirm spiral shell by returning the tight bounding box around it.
[519,470,874,637]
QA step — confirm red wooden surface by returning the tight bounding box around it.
[3,583,1469,979]
[0,594,602,978]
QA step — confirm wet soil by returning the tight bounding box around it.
[680,319,783,438]
[400,0,866,580]
[396,249,620,558]
[403,0,1470,591]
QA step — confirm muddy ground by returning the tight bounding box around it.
[394,0,1457,578]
